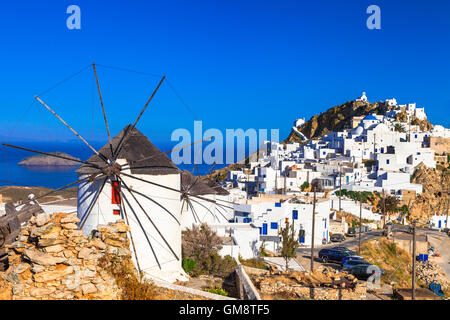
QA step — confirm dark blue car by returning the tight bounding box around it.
[318,248,353,264]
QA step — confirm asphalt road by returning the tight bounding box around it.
[296,230,384,258]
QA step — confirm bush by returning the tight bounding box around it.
[182,224,236,277]
[182,258,197,274]
[300,181,310,191]
[239,257,268,270]
[205,286,229,296]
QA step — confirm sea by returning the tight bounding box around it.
[0,141,238,189]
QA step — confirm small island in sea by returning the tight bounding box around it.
[18,152,81,166]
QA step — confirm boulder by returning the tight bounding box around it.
[33,265,74,282]
[23,249,66,266]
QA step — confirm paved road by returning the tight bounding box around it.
[426,231,450,281]
[297,230,383,257]
[295,230,383,271]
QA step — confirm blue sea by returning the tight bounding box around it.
[0,141,236,189]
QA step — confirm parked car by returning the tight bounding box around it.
[347,226,370,237]
[332,247,357,255]
[330,234,346,242]
[347,264,384,280]
[318,248,354,264]
[347,227,357,237]
[342,260,371,271]
[341,255,364,265]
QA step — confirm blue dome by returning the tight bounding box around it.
[363,114,377,121]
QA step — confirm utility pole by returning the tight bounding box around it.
[446,195,449,229]
[311,182,317,272]
[412,220,416,300]
[359,193,363,255]
[246,169,250,201]
[338,164,342,212]
[382,188,386,228]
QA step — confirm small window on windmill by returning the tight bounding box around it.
[113,209,121,216]
[111,181,121,204]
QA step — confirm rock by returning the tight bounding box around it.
[30,223,60,238]
[113,223,130,233]
[35,213,50,227]
[60,214,80,224]
[97,225,118,234]
[30,286,56,297]
[23,249,66,266]
[63,258,81,266]
[104,238,123,247]
[90,238,106,250]
[77,248,94,260]
[43,244,65,254]
[12,283,24,295]
[13,263,30,274]
[81,283,97,295]
[33,265,74,282]
[5,271,20,284]
[61,223,78,230]
[38,238,66,247]
[62,275,81,291]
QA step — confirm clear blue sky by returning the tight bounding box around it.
[0,0,449,146]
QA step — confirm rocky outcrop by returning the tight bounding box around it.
[0,212,131,300]
[284,100,389,143]
[18,152,80,166]
[284,100,433,144]
[410,163,449,223]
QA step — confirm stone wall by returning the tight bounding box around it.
[0,212,132,300]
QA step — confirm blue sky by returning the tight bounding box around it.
[0,0,449,147]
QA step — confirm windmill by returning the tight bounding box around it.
[1,63,235,283]
[180,169,234,229]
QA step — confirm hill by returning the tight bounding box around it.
[284,99,433,143]
[18,152,80,166]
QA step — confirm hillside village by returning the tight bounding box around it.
[220,92,449,259]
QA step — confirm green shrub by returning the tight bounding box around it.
[239,257,268,270]
[300,181,310,191]
[205,286,229,296]
[182,258,197,274]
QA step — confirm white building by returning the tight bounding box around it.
[234,199,330,251]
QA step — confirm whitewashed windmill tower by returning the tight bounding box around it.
[77,125,186,282]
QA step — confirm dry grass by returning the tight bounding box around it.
[239,258,268,270]
[99,254,159,300]
[360,238,412,287]
[99,254,209,300]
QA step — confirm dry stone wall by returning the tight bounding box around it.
[0,212,132,300]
